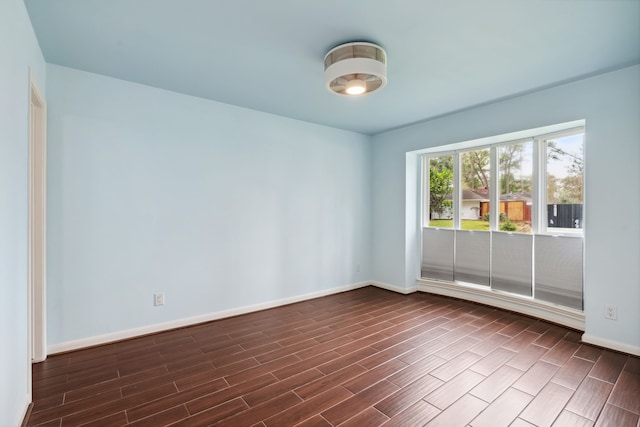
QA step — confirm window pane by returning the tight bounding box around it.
[455,230,490,286]
[460,148,490,230]
[427,155,453,228]
[492,232,533,296]
[535,235,583,310]
[422,228,454,280]
[498,141,533,233]
[546,133,584,231]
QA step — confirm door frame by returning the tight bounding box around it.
[28,70,47,365]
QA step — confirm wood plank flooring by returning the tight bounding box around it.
[28,287,640,427]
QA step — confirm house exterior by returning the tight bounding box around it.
[432,190,533,222]
[478,192,533,223]
[431,189,489,220]
[461,189,489,220]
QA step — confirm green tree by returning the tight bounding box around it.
[429,157,453,219]
[461,150,489,190]
[513,176,532,194]
[499,143,524,194]
[547,174,560,203]
[547,140,583,203]
[430,155,453,171]
[559,175,583,203]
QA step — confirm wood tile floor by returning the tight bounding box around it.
[29,287,640,427]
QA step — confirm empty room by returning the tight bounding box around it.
[2,0,639,426]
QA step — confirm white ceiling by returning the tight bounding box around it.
[24,0,640,135]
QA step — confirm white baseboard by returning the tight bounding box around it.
[49,280,638,358]
[370,281,417,295]
[47,281,371,355]
[418,279,585,331]
[15,393,30,427]
[581,334,640,357]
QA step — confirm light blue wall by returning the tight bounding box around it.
[46,64,372,345]
[372,65,640,351]
[0,0,46,425]
[3,17,637,422]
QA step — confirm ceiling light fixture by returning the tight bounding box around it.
[345,79,366,95]
[324,42,387,96]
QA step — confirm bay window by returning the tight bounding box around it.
[421,125,584,311]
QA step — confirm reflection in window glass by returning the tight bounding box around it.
[546,133,584,231]
[498,141,533,233]
[427,155,453,228]
[460,148,490,230]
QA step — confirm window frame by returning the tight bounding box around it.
[536,128,585,236]
[458,146,492,231]
[422,151,455,229]
[495,137,534,234]
[423,126,584,237]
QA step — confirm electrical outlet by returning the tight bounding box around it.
[357,264,360,272]
[154,292,165,306]
[604,304,617,320]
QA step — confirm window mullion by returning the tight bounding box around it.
[453,153,461,229]
[532,138,542,234]
[489,146,498,231]
[422,155,429,227]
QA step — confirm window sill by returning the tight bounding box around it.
[417,278,585,331]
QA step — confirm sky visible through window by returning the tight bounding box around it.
[511,133,583,181]
[547,134,583,178]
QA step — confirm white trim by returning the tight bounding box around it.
[41,280,639,359]
[581,334,640,357]
[28,69,47,364]
[16,394,31,427]
[453,154,461,229]
[417,278,585,330]
[489,146,498,230]
[371,281,417,295]
[47,281,371,354]
[414,120,585,156]
[532,138,541,234]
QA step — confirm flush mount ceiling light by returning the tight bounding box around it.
[324,42,387,96]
